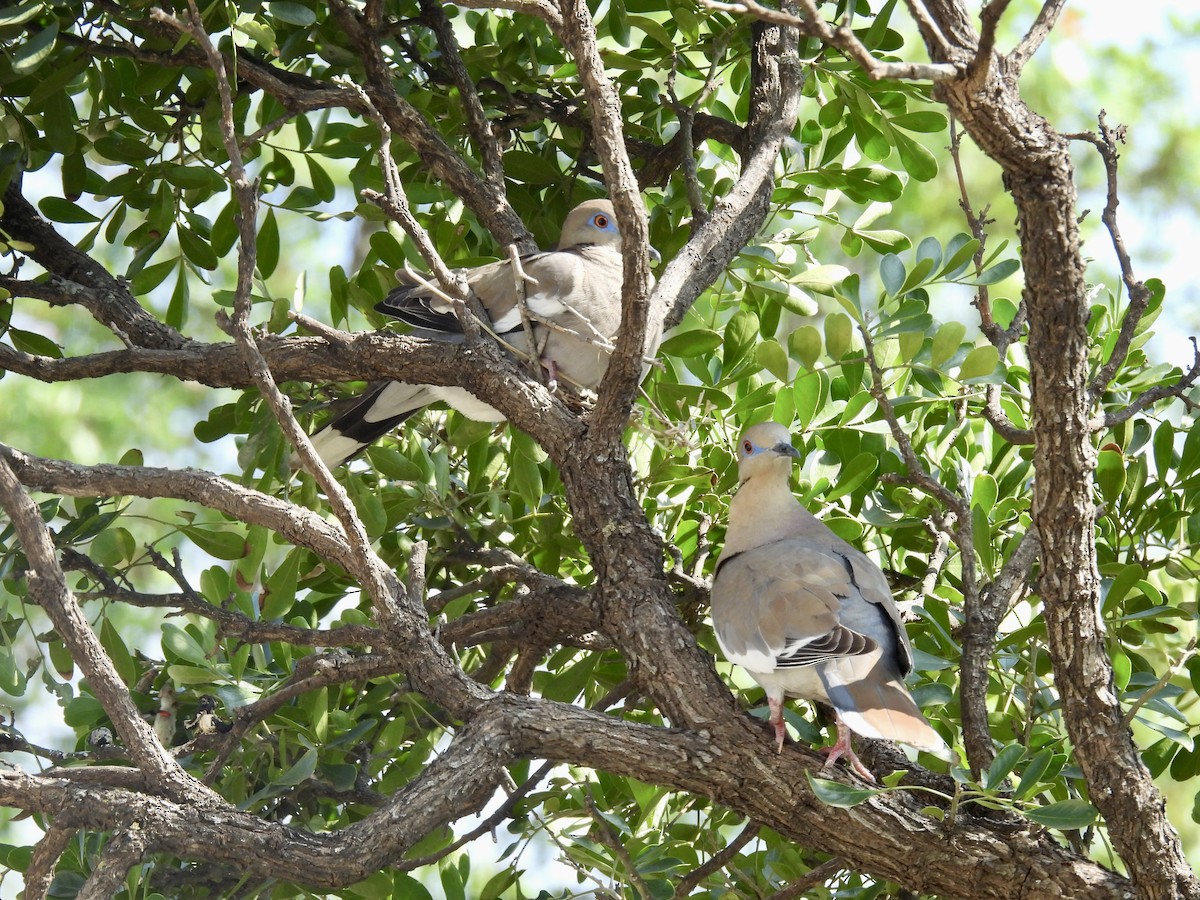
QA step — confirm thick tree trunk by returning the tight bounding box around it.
[920,17,1200,899]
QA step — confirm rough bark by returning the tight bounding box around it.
[912,4,1200,897]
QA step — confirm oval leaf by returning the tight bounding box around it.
[806,772,880,808]
[1024,799,1098,831]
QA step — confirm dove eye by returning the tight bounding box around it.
[593,214,609,229]
[742,440,753,455]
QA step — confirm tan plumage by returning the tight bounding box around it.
[711,422,952,780]
[308,200,661,466]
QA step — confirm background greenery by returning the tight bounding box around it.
[1,0,1198,897]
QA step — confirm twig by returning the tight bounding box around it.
[767,857,845,899]
[1093,337,1200,429]
[673,821,762,895]
[400,760,556,870]
[1068,112,1153,401]
[1009,0,1068,73]
[919,513,954,599]
[698,0,960,82]
[418,0,505,186]
[1122,637,1198,727]
[970,0,1014,83]
[960,526,1040,773]
[858,322,969,520]
[667,36,729,227]
[346,75,487,340]
[0,454,205,801]
[983,386,1033,444]
[584,784,653,900]
[23,825,75,900]
[903,0,953,59]
[506,243,549,380]
[201,652,399,783]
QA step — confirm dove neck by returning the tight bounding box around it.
[724,465,815,556]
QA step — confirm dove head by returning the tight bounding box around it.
[557,200,661,264]
[736,422,800,485]
[558,199,621,250]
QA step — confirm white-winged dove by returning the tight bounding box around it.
[711,422,952,780]
[307,199,660,466]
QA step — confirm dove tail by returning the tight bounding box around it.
[301,381,427,467]
[822,661,954,761]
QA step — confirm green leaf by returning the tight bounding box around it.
[259,208,280,278]
[1024,799,1098,831]
[0,1,44,28]
[9,327,63,358]
[262,550,301,620]
[958,345,1000,382]
[178,226,219,271]
[503,151,561,185]
[893,130,938,181]
[930,321,966,367]
[880,253,905,296]
[788,325,822,369]
[12,18,57,74]
[985,743,1025,790]
[305,155,336,202]
[756,339,789,381]
[1012,748,1056,800]
[792,264,849,294]
[888,111,949,133]
[275,748,318,786]
[823,452,878,501]
[898,328,924,363]
[940,235,981,279]
[722,309,759,370]
[806,772,881,808]
[38,197,98,223]
[268,1,317,25]
[161,622,208,665]
[508,429,545,507]
[183,525,248,560]
[793,369,826,428]
[974,258,1020,285]
[856,229,911,254]
[660,329,722,358]
[824,312,852,360]
[1096,448,1126,505]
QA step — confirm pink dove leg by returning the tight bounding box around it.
[820,714,876,783]
[767,695,787,753]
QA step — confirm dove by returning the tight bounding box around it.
[711,422,952,780]
[306,199,659,466]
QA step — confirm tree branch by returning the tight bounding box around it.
[0,453,213,803]
[0,182,187,350]
[23,825,75,900]
[1009,0,1068,73]
[418,0,505,187]
[1091,337,1200,430]
[557,0,658,448]
[698,0,960,81]
[1072,112,1155,402]
[327,0,532,248]
[77,829,148,900]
